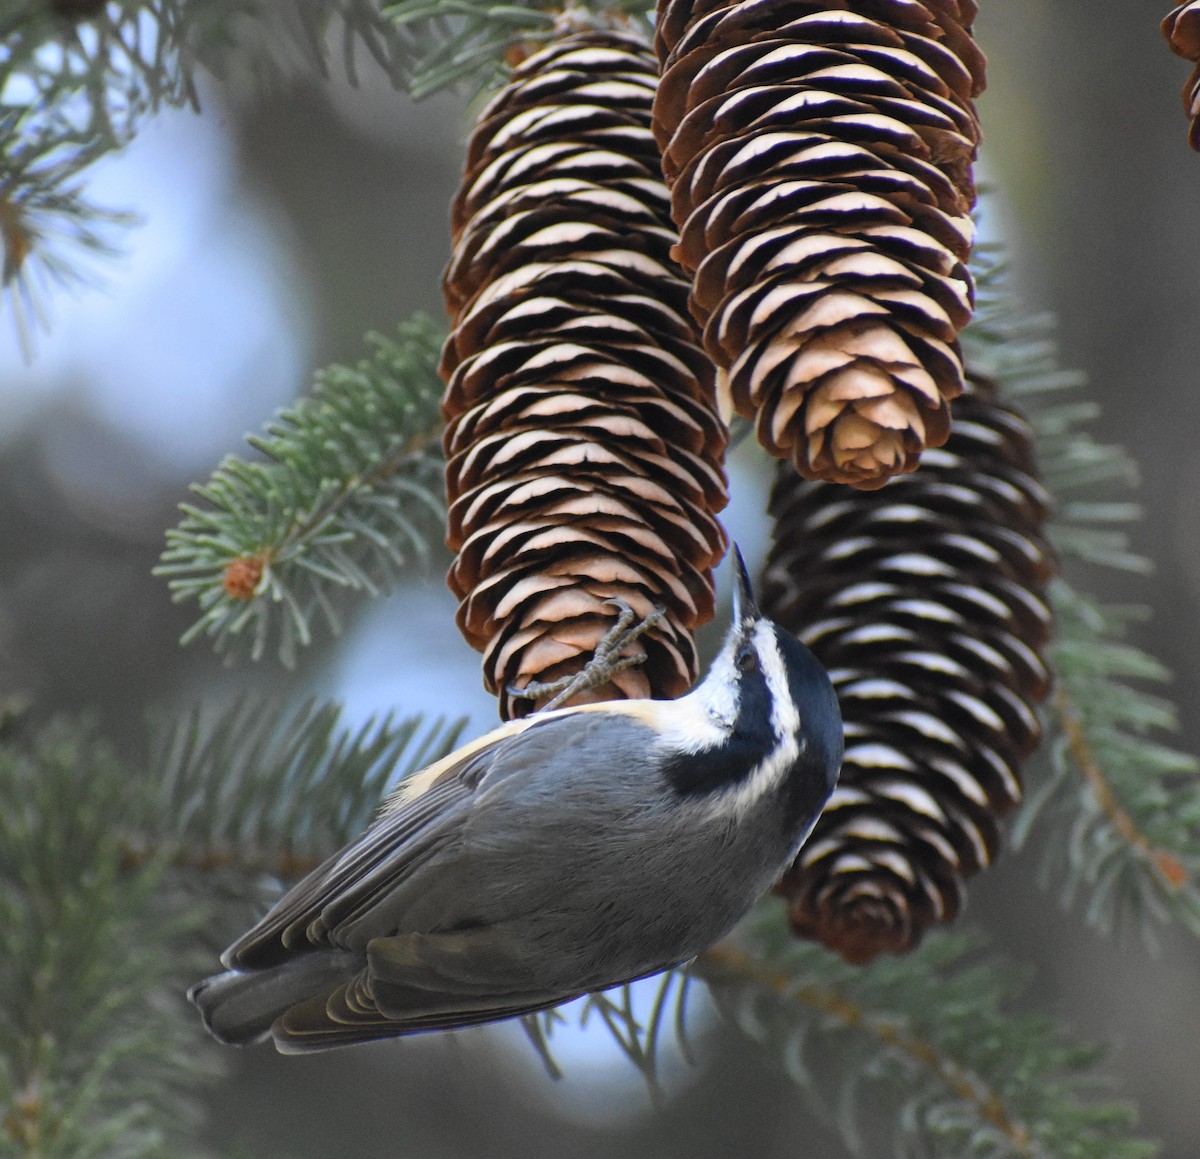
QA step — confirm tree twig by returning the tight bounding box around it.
[697,942,1035,1158]
[1054,688,1188,888]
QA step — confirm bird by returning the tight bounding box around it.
[189,547,843,1053]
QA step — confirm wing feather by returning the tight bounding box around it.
[223,699,669,970]
[273,980,568,1052]
[225,732,516,968]
[223,706,634,968]
[273,930,577,1050]
[203,698,678,1048]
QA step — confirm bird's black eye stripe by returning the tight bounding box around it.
[736,644,757,673]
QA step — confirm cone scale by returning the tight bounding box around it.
[762,375,1054,963]
[441,28,729,719]
[1163,2,1200,150]
[652,0,986,489]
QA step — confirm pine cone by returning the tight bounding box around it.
[441,29,728,719]
[762,374,1053,963]
[652,0,985,489]
[1163,2,1200,150]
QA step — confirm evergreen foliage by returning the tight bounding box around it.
[702,916,1158,1159]
[0,0,435,347]
[0,703,462,1157]
[965,257,1200,940]
[1042,586,1200,939]
[156,318,447,666]
[0,716,212,1159]
[386,0,654,97]
[1,0,219,345]
[2,4,1199,1158]
[148,697,467,876]
[0,0,655,348]
[522,969,694,1088]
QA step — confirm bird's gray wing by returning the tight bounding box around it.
[222,701,663,971]
[204,701,675,1048]
[223,717,537,969]
[273,923,671,1051]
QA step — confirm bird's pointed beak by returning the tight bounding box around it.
[730,544,760,624]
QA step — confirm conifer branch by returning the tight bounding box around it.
[1,0,209,344]
[699,942,1033,1158]
[0,111,134,355]
[697,920,1157,1159]
[580,970,691,1093]
[157,318,448,666]
[145,696,467,875]
[2,0,663,339]
[516,919,1155,1159]
[0,49,137,348]
[1054,685,1190,893]
[119,841,325,881]
[520,968,696,1088]
[0,702,465,1156]
[0,719,214,1159]
[30,692,1153,1159]
[1033,585,1200,938]
[384,0,654,97]
[3,700,1157,1158]
[964,254,1200,940]
[1,1,205,143]
[0,1,424,342]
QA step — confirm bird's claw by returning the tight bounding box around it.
[509,601,667,712]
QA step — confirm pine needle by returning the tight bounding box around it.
[157,318,447,666]
[964,251,1200,942]
[696,918,1158,1159]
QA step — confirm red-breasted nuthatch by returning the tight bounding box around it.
[190,548,843,1052]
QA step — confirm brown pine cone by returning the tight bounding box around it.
[761,374,1053,963]
[653,0,985,489]
[1163,2,1200,150]
[441,29,729,719]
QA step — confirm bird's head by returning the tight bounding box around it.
[663,546,843,824]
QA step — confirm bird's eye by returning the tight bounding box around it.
[736,644,757,673]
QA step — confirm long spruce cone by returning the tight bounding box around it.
[441,29,729,719]
[1163,2,1200,150]
[652,1,986,489]
[761,374,1053,963]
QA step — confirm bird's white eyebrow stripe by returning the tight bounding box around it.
[758,623,800,742]
[701,624,802,820]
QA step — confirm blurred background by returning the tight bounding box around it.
[2,0,1199,1154]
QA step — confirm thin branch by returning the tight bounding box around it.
[158,319,449,663]
[266,423,442,568]
[119,840,323,881]
[697,942,1036,1159]
[1054,687,1189,890]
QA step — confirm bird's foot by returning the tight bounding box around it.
[509,601,667,713]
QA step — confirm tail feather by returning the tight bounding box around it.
[191,937,580,1052]
[188,951,359,1046]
